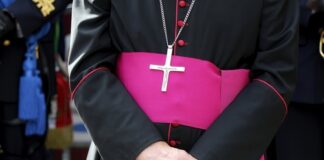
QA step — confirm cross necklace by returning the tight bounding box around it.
[150,0,196,92]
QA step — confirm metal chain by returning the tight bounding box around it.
[159,0,196,47]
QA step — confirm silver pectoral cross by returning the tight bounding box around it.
[150,45,185,92]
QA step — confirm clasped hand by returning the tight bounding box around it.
[136,141,197,160]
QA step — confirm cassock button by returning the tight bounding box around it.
[169,140,177,147]
[177,20,184,27]
[179,1,187,8]
[177,40,186,47]
[171,123,180,128]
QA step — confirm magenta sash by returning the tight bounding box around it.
[116,52,250,130]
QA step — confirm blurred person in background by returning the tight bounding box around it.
[0,0,70,160]
[267,0,324,159]
[69,0,298,159]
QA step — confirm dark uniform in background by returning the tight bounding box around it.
[268,0,324,159]
[0,0,70,159]
[69,0,298,159]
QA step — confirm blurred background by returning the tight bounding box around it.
[0,3,91,160]
[45,5,92,160]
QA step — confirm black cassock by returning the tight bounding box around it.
[69,0,298,159]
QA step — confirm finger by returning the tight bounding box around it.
[174,149,196,160]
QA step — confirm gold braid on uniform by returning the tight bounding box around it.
[320,29,324,59]
[32,0,55,17]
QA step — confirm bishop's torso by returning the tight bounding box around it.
[106,0,263,150]
[108,0,262,70]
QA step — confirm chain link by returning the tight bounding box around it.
[159,0,196,47]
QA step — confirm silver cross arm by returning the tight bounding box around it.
[149,46,185,92]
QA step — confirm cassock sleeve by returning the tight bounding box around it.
[68,0,162,159]
[190,0,299,159]
[5,0,71,37]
